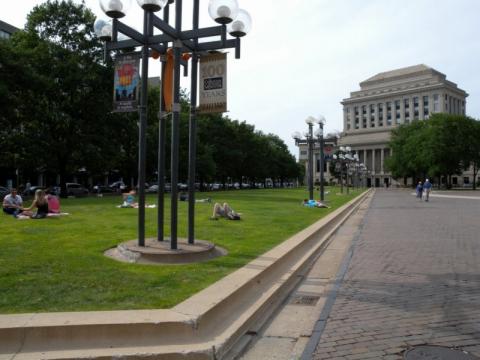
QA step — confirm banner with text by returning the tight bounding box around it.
[199,53,227,114]
[113,54,140,112]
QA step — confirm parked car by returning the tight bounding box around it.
[66,183,89,197]
[146,184,158,193]
[109,181,126,191]
[178,183,188,191]
[93,185,115,194]
[0,186,10,199]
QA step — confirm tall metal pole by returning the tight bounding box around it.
[157,4,170,242]
[170,0,182,250]
[308,124,314,200]
[346,162,350,194]
[137,9,151,247]
[340,162,344,194]
[187,0,200,245]
[319,128,325,201]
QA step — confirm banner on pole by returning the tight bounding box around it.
[113,54,140,112]
[198,53,227,114]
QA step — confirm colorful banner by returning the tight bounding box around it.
[198,53,227,114]
[113,54,140,112]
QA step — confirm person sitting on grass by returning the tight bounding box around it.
[21,189,49,219]
[46,188,60,214]
[211,202,241,220]
[121,190,138,208]
[2,188,23,217]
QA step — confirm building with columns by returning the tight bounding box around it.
[339,64,468,187]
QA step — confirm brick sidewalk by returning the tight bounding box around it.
[313,189,480,360]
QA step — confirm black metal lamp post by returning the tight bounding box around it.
[292,115,319,201]
[314,115,326,201]
[95,0,251,249]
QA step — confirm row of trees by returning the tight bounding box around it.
[386,113,480,189]
[0,0,302,191]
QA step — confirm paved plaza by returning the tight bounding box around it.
[312,189,480,359]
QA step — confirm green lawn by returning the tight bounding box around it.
[0,187,362,314]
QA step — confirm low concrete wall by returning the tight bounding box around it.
[0,190,371,360]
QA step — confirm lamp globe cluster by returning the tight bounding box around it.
[208,0,252,37]
[96,0,252,39]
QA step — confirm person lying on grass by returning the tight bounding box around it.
[302,199,330,208]
[211,202,241,220]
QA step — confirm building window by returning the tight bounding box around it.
[464,177,470,184]
[0,30,11,39]
[452,177,458,185]
[300,151,307,156]
[354,107,359,116]
[433,94,439,112]
[404,98,409,109]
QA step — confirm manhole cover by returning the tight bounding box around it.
[290,295,319,306]
[404,346,479,360]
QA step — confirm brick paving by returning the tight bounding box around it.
[312,189,480,360]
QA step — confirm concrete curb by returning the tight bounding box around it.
[0,190,371,360]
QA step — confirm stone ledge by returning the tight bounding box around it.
[0,190,371,360]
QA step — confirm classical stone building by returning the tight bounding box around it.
[339,64,469,187]
[0,20,19,39]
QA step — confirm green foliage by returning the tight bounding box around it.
[386,114,480,186]
[0,188,363,313]
[1,1,300,189]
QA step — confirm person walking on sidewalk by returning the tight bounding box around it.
[423,179,432,202]
[416,181,423,200]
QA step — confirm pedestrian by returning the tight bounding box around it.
[416,181,423,200]
[423,178,432,202]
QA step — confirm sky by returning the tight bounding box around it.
[3,0,480,156]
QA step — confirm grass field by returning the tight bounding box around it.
[0,187,362,314]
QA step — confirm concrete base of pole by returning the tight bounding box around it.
[105,238,227,265]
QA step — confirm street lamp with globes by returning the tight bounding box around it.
[94,0,252,249]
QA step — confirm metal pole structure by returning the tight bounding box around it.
[157,4,170,242]
[340,161,344,194]
[346,162,350,195]
[187,0,199,244]
[97,0,249,249]
[308,124,314,200]
[137,9,151,247]
[170,0,183,250]
[319,128,325,201]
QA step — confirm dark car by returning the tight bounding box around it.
[0,186,10,199]
[22,186,44,197]
[66,183,89,197]
[93,185,115,194]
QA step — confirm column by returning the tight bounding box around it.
[372,148,376,174]
[366,103,371,129]
[363,149,367,169]
[375,103,380,128]
[381,148,384,174]
[419,94,425,120]
[343,108,348,131]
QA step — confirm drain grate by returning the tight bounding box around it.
[290,295,320,306]
[404,345,479,360]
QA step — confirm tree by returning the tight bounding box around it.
[386,114,480,188]
[8,0,116,193]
